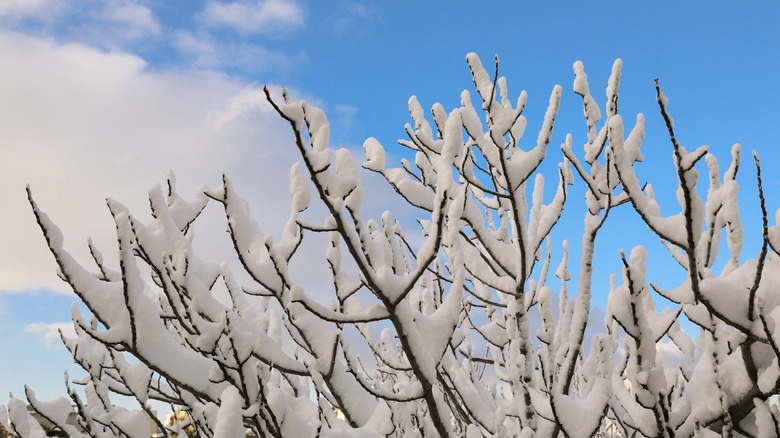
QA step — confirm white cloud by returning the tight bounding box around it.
[201,0,304,35]
[0,30,302,293]
[24,321,76,349]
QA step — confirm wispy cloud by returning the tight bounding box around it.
[100,0,161,40]
[0,0,66,19]
[333,104,357,128]
[24,322,76,349]
[201,0,304,35]
[208,85,272,131]
[0,0,163,52]
[209,83,325,132]
[173,28,305,74]
[329,2,378,34]
[64,0,164,48]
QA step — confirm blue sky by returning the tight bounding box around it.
[1,0,779,406]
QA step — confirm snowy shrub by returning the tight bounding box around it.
[4,53,780,437]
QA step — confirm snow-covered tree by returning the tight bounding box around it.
[4,53,780,437]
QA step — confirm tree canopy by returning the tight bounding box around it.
[4,53,780,437]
